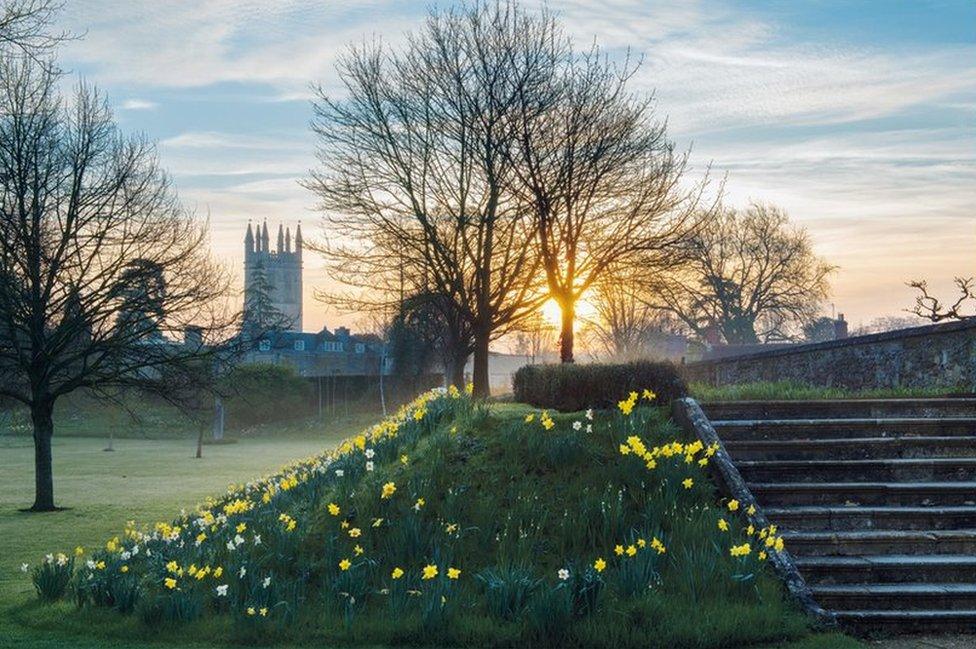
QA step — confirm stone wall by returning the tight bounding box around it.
[682,319,976,390]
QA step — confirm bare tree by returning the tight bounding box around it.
[510,44,702,363]
[651,203,835,344]
[850,314,926,336]
[0,57,237,511]
[908,277,975,322]
[582,269,684,360]
[307,1,553,397]
[0,0,70,63]
[511,311,556,365]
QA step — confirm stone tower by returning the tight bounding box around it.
[244,220,303,331]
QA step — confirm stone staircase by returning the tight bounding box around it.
[702,398,976,635]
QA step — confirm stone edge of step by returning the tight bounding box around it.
[671,397,837,628]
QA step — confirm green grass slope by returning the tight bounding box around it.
[11,389,855,648]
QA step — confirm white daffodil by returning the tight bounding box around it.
[262,577,271,589]
[20,563,29,573]
[253,534,262,546]
[366,461,374,472]
[572,421,582,431]
[558,568,570,581]
[335,469,344,478]
[239,566,247,578]
[216,584,228,597]
[364,448,375,459]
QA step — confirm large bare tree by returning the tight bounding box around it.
[652,202,835,344]
[0,57,237,511]
[308,1,553,397]
[510,46,701,363]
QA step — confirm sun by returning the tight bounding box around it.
[540,296,598,330]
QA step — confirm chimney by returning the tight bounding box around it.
[834,313,848,340]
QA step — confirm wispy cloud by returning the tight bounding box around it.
[120,98,157,110]
[51,0,976,328]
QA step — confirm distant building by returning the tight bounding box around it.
[245,326,390,378]
[244,220,302,331]
[239,221,389,377]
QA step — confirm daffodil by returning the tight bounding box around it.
[422,564,438,580]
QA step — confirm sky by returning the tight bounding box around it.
[52,0,976,333]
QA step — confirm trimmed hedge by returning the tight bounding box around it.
[512,361,688,412]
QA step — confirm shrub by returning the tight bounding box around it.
[512,361,687,412]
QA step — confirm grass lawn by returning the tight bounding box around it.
[690,380,968,402]
[0,426,357,648]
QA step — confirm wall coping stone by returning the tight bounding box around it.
[685,318,976,367]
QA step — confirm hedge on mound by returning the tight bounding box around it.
[513,361,688,412]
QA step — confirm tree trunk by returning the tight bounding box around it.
[30,400,56,511]
[559,299,576,363]
[446,352,467,389]
[472,330,490,398]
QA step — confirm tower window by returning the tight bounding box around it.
[355,343,365,354]
[294,340,305,351]
[258,339,271,352]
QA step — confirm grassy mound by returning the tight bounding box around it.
[26,387,816,648]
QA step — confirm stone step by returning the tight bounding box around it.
[782,530,976,556]
[738,458,976,482]
[813,583,976,611]
[797,555,976,585]
[834,609,976,634]
[711,418,976,441]
[766,506,976,531]
[724,436,976,461]
[703,399,976,421]
[750,481,976,507]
